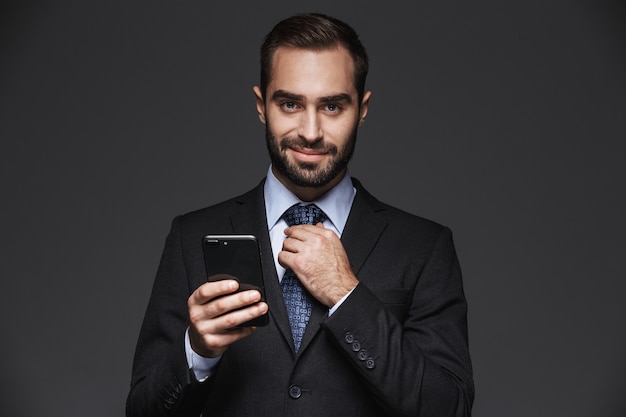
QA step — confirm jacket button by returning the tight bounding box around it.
[351,341,361,352]
[357,350,368,361]
[344,332,354,344]
[365,357,376,369]
[289,385,302,399]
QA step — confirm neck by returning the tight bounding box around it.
[272,166,346,202]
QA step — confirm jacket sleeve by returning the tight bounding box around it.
[126,216,213,417]
[321,226,474,417]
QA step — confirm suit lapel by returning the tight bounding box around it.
[229,182,295,351]
[299,179,387,354]
[340,179,388,275]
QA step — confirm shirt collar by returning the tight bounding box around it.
[264,165,356,234]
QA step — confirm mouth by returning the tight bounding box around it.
[288,146,329,163]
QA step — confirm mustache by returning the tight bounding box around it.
[279,136,338,154]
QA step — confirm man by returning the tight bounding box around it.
[127,13,474,417]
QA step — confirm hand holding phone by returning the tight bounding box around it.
[187,278,266,357]
[202,235,269,326]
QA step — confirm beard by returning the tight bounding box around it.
[265,123,358,188]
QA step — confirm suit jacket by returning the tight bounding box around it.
[127,178,474,417]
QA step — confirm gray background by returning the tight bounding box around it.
[1,1,624,416]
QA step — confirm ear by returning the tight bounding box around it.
[253,86,266,124]
[358,90,372,127]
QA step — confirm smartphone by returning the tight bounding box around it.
[201,234,268,326]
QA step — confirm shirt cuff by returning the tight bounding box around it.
[328,286,356,316]
[184,328,222,382]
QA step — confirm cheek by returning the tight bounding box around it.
[266,109,298,137]
[323,118,358,142]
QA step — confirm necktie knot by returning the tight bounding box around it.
[283,204,327,227]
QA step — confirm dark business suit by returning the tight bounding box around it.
[127,178,474,417]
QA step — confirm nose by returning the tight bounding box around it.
[298,108,322,143]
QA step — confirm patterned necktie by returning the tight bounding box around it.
[281,204,327,352]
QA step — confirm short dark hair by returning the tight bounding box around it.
[260,13,369,101]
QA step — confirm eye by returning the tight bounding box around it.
[281,101,298,112]
[324,103,341,113]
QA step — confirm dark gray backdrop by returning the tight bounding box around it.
[1,1,624,416]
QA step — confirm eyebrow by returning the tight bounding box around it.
[272,90,305,102]
[320,93,352,104]
[271,90,353,104]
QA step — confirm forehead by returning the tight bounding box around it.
[268,46,357,97]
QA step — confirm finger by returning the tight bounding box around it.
[284,224,318,237]
[189,317,258,357]
[281,235,307,254]
[190,280,239,306]
[189,290,265,340]
[200,326,256,352]
[209,301,268,331]
[203,289,263,320]
[277,249,296,270]
[285,224,330,240]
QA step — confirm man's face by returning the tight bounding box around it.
[254,46,371,190]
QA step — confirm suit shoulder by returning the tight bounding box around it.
[353,179,447,234]
[174,182,263,228]
[377,201,451,247]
